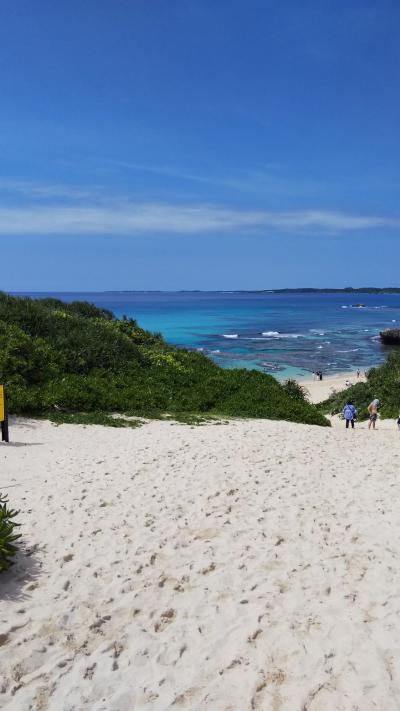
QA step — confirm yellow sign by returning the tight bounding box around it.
[0,385,4,423]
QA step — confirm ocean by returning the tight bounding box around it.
[17,291,400,380]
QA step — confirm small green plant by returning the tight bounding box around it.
[0,493,21,572]
[41,410,144,428]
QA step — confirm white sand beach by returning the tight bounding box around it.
[1,415,400,711]
[300,370,367,404]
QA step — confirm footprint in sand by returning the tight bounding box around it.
[154,608,176,632]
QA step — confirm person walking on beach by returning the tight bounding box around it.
[343,401,357,429]
[397,414,400,431]
[357,368,360,378]
[368,399,380,430]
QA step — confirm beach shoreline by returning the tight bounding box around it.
[297,369,368,404]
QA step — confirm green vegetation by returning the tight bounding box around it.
[0,292,329,426]
[41,411,145,428]
[0,493,21,572]
[321,352,400,419]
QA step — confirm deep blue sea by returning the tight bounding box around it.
[18,292,400,380]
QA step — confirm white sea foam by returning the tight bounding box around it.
[278,333,302,339]
[223,334,239,339]
[336,348,360,353]
[261,331,302,339]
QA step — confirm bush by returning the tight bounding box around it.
[0,493,21,572]
[0,322,59,384]
[212,370,328,426]
[283,378,309,401]
[0,293,330,426]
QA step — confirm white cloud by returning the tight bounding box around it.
[0,178,101,200]
[0,203,398,236]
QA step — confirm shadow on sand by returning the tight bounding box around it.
[1,417,46,446]
[1,442,44,448]
[9,417,43,429]
[0,545,43,602]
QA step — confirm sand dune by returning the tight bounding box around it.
[1,416,400,710]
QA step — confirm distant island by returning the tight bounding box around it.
[268,287,400,294]
[101,287,400,295]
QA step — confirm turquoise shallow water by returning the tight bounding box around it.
[18,291,400,379]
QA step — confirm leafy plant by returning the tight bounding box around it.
[43,411,144,427]
[0,493,21,572]
[283,378,309,401]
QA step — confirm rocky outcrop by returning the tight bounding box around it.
[380,328,400,345]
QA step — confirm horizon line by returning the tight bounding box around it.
[8,286,400,294]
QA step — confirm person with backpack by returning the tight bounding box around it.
[343,401,357,429]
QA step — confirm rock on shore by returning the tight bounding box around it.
[380,328,400,345]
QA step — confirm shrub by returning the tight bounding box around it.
[212,370,328,426]
[0,322,59,384]
[283,378,309,401]
[0,493,21,572]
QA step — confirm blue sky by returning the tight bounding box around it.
[1,0,399,290]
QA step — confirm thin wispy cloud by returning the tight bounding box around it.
[105,159,316,197]
[0,178,105,201]
[107,160,220,187]
[0,203,398,235]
